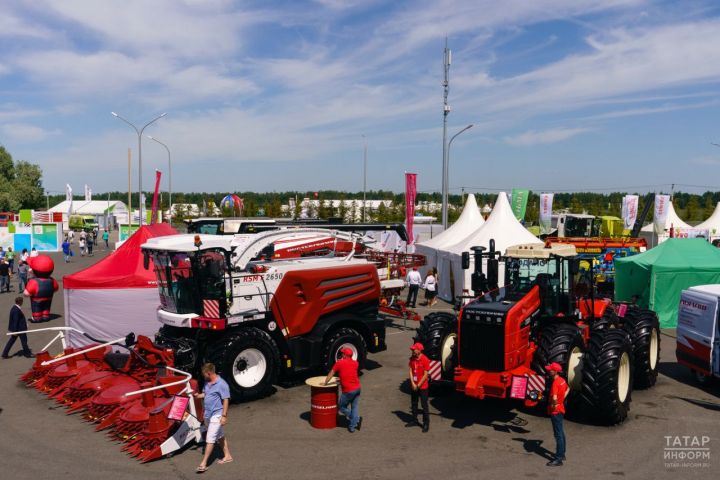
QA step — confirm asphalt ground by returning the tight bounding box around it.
[0,238,718,480]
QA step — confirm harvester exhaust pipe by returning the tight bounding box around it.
[462,239,500,297]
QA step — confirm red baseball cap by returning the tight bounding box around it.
[340,347,354,357]
[545,362,562,373]
[410,342,424,351]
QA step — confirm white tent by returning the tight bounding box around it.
[695,202,720,239]
[414,194,484,270]
[640,201,691,246]
[436,192,542,301]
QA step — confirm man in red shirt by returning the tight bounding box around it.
[407,342,431,432]
[545,362,568,467]
[324,347,362,432]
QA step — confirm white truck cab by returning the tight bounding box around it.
[677,284,720,385]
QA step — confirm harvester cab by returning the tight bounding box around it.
[416,239,662,425]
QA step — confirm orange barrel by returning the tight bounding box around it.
[305,376,339,429]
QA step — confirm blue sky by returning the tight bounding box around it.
[2,0,720,196]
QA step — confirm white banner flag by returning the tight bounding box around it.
[654,194,671,235]
[622,195,639,230]
[66,184,73,217]
[84,184,91,202]
[139,193,146,224]
[539,193,554,234]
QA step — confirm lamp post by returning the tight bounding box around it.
[111,111,167,225]
[147,135,172,224]
[362,134,367,222]
[441,124,473,228]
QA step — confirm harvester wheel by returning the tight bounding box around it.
[622,307,660,389]
[580,328,634,425]
[207,328,280,401]
[591,308,620,331]
[531,323,585,396]
[414,312,457,380]
[322,327,367,371]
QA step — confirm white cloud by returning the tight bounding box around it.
[504,127,590,146]
[0,123,60,142]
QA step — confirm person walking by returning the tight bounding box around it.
[545,362,568,467]
[62,238,72,263]
[79,237,86,256]
[0,258,10,293]
[405,266,422,308]
[406,342,431,432]
[68,229,75,244]
[87,234,94,256]
[423,268,438,307]
[20,248,29,263]
[102,229,109,249]
[6,247,15,274]
[2,297,33,359]
[30,247,38,257]
[324,347,362,432]
[193,363,233,473]
[17,261,28,293]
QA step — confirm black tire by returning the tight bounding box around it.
[414,312,457,380]
[622,307,660,389]
[591,308,620,331]
[531,323,585,397]
[321,327,367,372]
[206,328,280,401]
[580,328,634,425]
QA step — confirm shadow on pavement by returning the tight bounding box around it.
[658,361,720,396]
[668,396,720,411]
[511,437,555,461]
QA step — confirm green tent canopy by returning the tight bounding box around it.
[614,238,720,327]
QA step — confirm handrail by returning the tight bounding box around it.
[123,366,193,398]
[7,326,90,352]
[41,337,126,366]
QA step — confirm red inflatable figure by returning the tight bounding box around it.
[24,255,59,322]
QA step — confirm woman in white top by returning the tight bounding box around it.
[423,268,438,307]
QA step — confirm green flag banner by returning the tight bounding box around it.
[511,189,530,221]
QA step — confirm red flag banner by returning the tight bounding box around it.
[151,170,162,224]
[405,172,417,244]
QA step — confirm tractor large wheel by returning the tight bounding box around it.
[321,327,367,372]
[206,328,280,402]
[580,328,634,425]
[414,312,457,380]
[623,307,660,389]
[531,323,585,396]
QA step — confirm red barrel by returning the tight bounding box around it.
[305,376,338,429]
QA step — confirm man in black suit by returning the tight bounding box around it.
[2,296,33,358]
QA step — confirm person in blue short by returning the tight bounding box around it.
[192,363,233,473]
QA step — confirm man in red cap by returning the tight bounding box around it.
[324,347,362,432]
[545,362,568,466]
[407,342,431,432]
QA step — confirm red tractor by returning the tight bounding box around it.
[415,241,660,424]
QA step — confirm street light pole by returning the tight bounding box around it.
[147,135,172,224]
[441,38,452,229]
[111,111,167,225]
[362,134,367,222]
[442,124,474,227]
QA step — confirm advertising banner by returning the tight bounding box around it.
[511,189,530,222]
[405,173,417,244]
[654,194,671,235]
[151,170,162,224]
[539,193,554,234]
[31,223,61,251]
[622,195,639,230]
[119,224,140,242]
[66,184,73,217]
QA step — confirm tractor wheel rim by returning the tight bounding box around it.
[441,333,456,373]
[568,346,584,391]
[617,352,630,403]
[337,343,358,361]
[649,328,659,370]
[232,348,267,388]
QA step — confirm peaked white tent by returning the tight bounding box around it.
[414,194,484,270]
[436,192,542,301]
[640,201,691,246]
[695,202,720,239]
